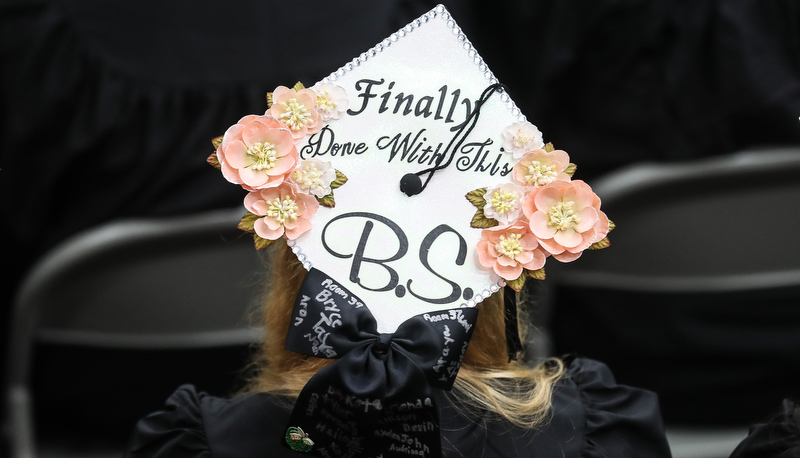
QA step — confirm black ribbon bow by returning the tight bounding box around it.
[284,268,479,458]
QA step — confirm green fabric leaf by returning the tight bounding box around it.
[506,275,527,292]
[527,267,546,280]
[470,209,499,229]
[317,193,336,208]
[588,237,610,250]
[330,169,348,189]
[238,212,259,233]
[206,152,221,170]
[465,187,488,208]
[564,163,577,178]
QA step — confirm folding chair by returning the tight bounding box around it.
[541,147,800,458]
[5,207,266,458]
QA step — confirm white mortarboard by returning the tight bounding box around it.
[284,6,531,333]
[210,4,610,457]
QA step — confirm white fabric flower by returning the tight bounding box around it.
[290,159,337,198]
[502,121,544,159]
[483,183,525,226]
[312,83,349,121]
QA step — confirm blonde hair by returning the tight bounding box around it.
[244,243,564,429]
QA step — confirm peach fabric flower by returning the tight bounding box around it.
[266,86,322,140]
[523,180,609,262]
[290,159,336,198]
[512,148,571,188]
[476,223,547,280]
[502,121,544,159]
[244,183,319,240]
[217,115,298,191]
[313,83,349,121]
[482,183,525,226]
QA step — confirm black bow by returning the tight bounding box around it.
[284,268,479,458]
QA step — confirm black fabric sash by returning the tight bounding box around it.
[284,268,479,458]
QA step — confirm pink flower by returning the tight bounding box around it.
[290,159,337,198]
[244,183,319,240]
[523,180,609,262]
[502,122,544,159]
[482,183,525,226]
[512,148,571,188]
[217,115,298,191]
[312,83,349,121]
[265,86,322,140]
[476,222,547,281]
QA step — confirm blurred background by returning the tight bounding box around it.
[2,0,800,457]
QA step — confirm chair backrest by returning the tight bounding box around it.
[8,207,267,388]
[549,146,800,291]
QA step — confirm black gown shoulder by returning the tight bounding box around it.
[729,398,800,458]
[125,358,671,458]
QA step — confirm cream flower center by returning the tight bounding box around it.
[316,91,337,114]
[291,164,325,193]
[266,196,299,225]
[548,201,580,231]
[526,161,558,186]
[278,97,313,131]
[490,189,518,215]
[247,142,277,171]
[495,233,523,260]
[513,129,534,148]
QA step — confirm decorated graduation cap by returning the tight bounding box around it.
[209,4,611,457]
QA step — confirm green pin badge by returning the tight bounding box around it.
[285,426,314,453]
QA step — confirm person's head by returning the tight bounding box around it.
[246,242,563,428]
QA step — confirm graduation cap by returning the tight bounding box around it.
[210,5,611,457]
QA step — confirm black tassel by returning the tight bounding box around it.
[503,285,523,362]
